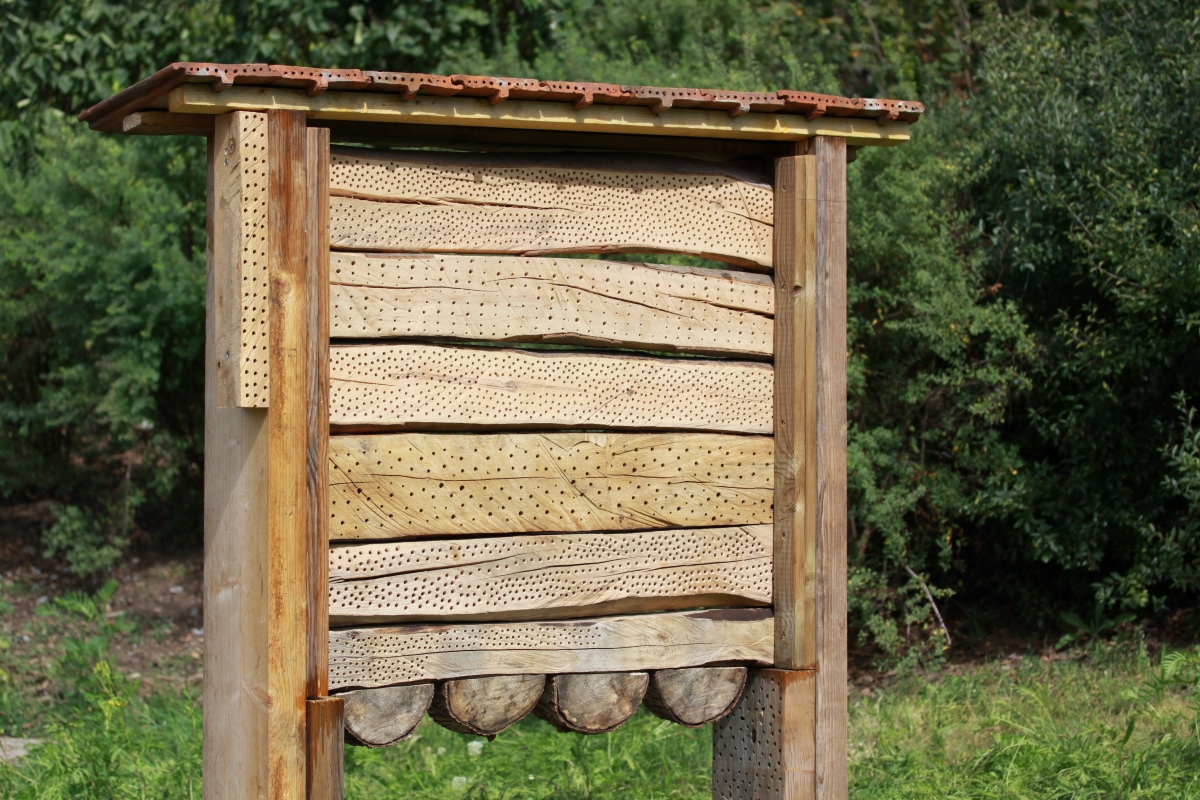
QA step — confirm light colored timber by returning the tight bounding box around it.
[339,684,434,747]
[328,343,773,434]
[326,147,773,269]
[328,431,774,540]
[772,155,819,670]
[429,675,545,737]
[306,697,344,800]
[328,608,773,688]
[811,136,849,800]
[713,669,817,800]
[203,131,270,800]
[534,672,649,734]
[123,110,214,135]
[328,525,772,625]
[265,109,312,798]
[330,252,774,358]
[643,666,747,728]
[168,83,912,147]
[212,111,270,408]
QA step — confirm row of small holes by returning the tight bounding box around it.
[235,113,269,405]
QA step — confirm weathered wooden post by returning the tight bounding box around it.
[82,64,920,800]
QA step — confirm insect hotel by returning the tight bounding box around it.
[81,63,921,800]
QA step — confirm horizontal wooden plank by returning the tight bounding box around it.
[329,432,774,539]
[330,253,774,358]
[168,84,913,148]
[326,147,772,268]
[328,608,774,688]
[328,344,773,433]
[328,524,772,624]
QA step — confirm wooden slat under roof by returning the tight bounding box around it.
[79,62,923,150]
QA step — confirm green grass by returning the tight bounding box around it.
[2,582,1199,798]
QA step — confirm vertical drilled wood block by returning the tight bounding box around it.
[213,111,270,407]
[772,154,819,670]
[204,130,271,800]
[266,108,313,799]
[811,135,848,800]
[712,668,816,800]
[306,697,344,800]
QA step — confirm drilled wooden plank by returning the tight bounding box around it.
[328,608,774,689]
[329,432,774,540]
[328,524,772,624]
[328,344,772,434]
[326,148,774,269]
[213,110,270,408]
[330,253,774,358]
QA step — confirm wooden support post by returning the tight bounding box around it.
[306,697,344,800]
[204,118,271,799]
[713,136,847,799]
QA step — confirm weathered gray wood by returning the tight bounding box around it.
[328,525,772,625]
[713,669,816,800]
[329,253,774,358]
[328,343,773,434]
[534,673,649,734]
[340,684,435,748]
[643,666,747,728]
[329,432,774,540]
[327,148,774,269]
[328,608,774,689]
[429,674,545,737]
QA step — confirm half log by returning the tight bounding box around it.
[643,666,747,727]
[340,683,434,747]
[534,672,649,734]
[429,674,546,738]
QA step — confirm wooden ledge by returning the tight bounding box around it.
[168,84,911,147]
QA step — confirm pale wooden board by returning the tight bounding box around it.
[328,608,774,688]
[330,252,774,358]
[203,132,270,799]
[328,525,772,624]
[212,111,270,408]
[328,343,773,434]
[713,668,816,800]
[170,84,914,147]
[811,136,849,800]
[327,147,772,268]
[329,431,774,539]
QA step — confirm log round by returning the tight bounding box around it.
[429,674,546,738]
[643,666,747,727]
[340,683,434,747]
[534,672,649,735]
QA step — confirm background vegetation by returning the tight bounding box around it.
[0,0,1198,666]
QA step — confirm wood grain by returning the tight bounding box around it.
[326,147,773,269]
[330,252,774,358]
[328,431,774,539]
[306,697,344,800]
[811,136,848,800]
[212,111,270,408]
[203,128,270,800]
[772,155,819,670]
[327,343,773,434]
[643,666,747,728]
[712,668,816,800]
[534,672,649,734]
[328,608,774,688]
[328,525,772,624]
[429,675,545,737]
[169,83,914,147]
[340,684,434,747]
[266,108,311,798]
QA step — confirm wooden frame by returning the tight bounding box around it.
[90,62,908,800]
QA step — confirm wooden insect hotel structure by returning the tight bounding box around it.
[81,63,921,799]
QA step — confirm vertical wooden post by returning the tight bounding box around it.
[306,697,344,800]
[713,136,847,800]
[205,118,271,799]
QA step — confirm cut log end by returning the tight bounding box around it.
[534,672,649,735]
[643,666,748,727]
[340,683,434,748]
[430,674,546,738]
